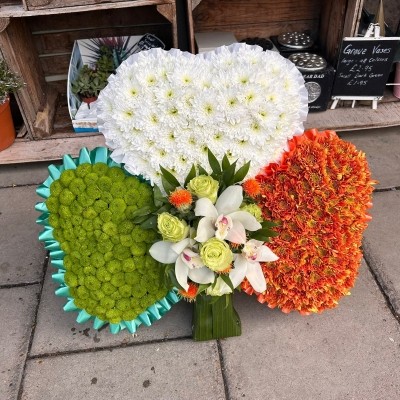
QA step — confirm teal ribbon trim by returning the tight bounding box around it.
[36,146,180,334]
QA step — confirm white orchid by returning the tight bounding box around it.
[149,238,214,292]
[205,239,278,296]
[194,185,261,244]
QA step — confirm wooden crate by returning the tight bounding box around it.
[0,0,178,144]
[22,0,133,11]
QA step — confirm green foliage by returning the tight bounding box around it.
[71,65,109,99]
[0,60,25,103]
[47,163,167,324]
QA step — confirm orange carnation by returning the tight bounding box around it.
[169,188,193,211]
[242,129,376,314]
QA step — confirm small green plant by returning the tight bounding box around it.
[0,60,25,105]
[71,65,109,101]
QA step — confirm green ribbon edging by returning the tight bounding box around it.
[35,146,180,334]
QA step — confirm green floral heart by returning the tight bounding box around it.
[36,147,179,334]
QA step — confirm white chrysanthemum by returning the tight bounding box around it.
[97,43,308,186]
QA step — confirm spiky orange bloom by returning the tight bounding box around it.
[169,188,193,211]
[242,178,261,197]
[179,282,198,302]
[242,129,376,314]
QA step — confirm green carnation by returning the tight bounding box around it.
[50,180,63,197]
[130,242,147,256]
[48,214,60,228]
[240,203,263,223]
[75,163,92,178]
[46,197,59,213]
[122,258,136,272]
[125,205,138,219]
[97,175,112,192]
[83,207,97,220]
[77,193,94,207]
[59,205,72,219]
[100,210,112,223]
[107,166,126,181]
[92,163,108,176]
[106,260,122,274]
[93,199,108,213]
[86,184,101,200]
[102,282,116,295]
[69,178,86,195]
[59,169,76,187]
[110,181,126,198]
[102,221,118,237]
[200,238,233,272]
[83,172,99,185]
[187,175,219,203]
[157,212,189,242]
[96,267,112,282]
[109,198,127,215]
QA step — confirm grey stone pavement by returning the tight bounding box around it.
[0,126,399,400]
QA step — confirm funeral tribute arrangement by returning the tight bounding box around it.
[36,44,375,340]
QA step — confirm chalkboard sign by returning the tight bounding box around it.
[331,37,399,97]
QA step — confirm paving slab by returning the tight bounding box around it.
[339,126,400,190]
[219,262,400,400]
[0,162,51,188]
[0,285,40,400]
[23,340,224,400]
[0,187,47,285]
[30,265,192,356]
[363,190,400,317]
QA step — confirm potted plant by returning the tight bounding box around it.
[71,65,109,106]
[0,60,25,151]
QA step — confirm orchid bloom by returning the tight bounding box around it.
[194,185,262,244]
[149,238,215,291]
[206,239,278,296]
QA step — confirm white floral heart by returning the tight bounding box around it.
[97,44,308,186]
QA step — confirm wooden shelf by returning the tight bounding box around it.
[0,1,175,17]
[2,98,399,164]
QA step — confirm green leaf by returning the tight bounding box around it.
[250,229,279,241]
[140,215,158,229]
[222,160,237,187]
[156,203,172,214]
[161,176,175,195]
[197,284,209,295]
[207,148,222,175]
[160,165,180,188]
[219,274,235,292]
[153,184,167,207]
[261,220,279,229]
[233,161,251,183]
[222,154,230,170]
[128,205,154,219]
[184,164,197,187]
[198,165,208,176]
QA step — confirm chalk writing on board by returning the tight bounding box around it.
[331,38,399,97]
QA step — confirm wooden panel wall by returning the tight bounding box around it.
[192,0,322,41]
[23,0,130,11]
[27,6,172,96]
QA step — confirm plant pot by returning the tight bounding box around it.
[81,96,98,106]
[0,97,16,151]
[192,293,241,341]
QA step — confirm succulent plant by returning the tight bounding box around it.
[0,60,25,104]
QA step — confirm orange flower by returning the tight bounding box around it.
[242,178,261,197]
[169,188,193,211]
[179,282,198,302]
[242,129,375,314]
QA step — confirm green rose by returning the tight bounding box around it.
[200,238,233,272]
[240,203,263,223]
[157,212,189,243]
[187,175,219,204]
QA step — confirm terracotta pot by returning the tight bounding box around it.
[0,97,16,151]
[81,96,98,106]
